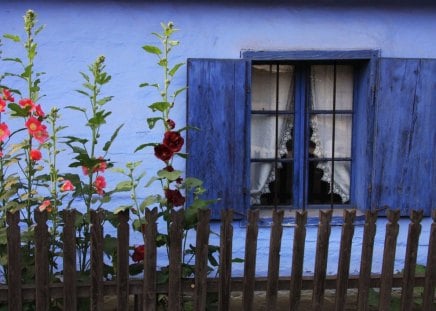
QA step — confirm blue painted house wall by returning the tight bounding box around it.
[1,0,435,274]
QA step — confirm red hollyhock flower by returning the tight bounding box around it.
[0,99,6,112]
[1,89,14,102]
[166,119,175,129]
[96,156,107,173]
[154,144,173,162]
[34,104,45,118]
[163,131,184,152]
[164,188,185,207]
[94,175,107,195]
[132,245,145,262]
[38,200,52,213]
[30,149,42,161]
[60,180,75,192]
[165,165,174,172]
[25,116,42,134]
[32,125,49,143]
[0,123,11,142]
[19,98,35,111]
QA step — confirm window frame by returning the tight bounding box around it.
[242,50,379,211]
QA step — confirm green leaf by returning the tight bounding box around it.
[3,34,20,42]
[148,101,171,112]
[3,57,23,64]
[97,96,113,106]
[147,117,163,129]
[173,86,187,98]
[7,103,30,117]
[135,143,156,153]
[232,258,245,263]
[139,195,159,212]
[157,169,182,181]
[139,82,159,88]
[169,63,184,77]
[142,45,162,55]
[103,124,124,152]
[115,181,132,192]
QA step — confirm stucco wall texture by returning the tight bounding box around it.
[1,1,434,274]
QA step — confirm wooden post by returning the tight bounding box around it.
[168,209,184,311]
[266,209,284,310]
[243,209,259,311]
[379,209,400,311]
[218,209,234,311]
[423,209,436,309]
[63,209,77,311]
[334,209,356,311]
[116,209,130,310]
[357,210,377,311]
[193,208,211,311]
[289,210,307,310]
[35,209,49,311]
[90,209,105,311]
[6,211,22,311]
[312,209,332,311]
[143,208,158,311]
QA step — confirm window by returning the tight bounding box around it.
[187,51,378,219]
[250,63,354,210]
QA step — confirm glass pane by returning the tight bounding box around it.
[334,114,352,157]
[311,65,353,111]
[252,64,294,111]
[310,114,333,158]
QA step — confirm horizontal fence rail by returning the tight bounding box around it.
[0,208,435,310]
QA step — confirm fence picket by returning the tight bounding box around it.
[143,208,158,311]
[116,209,130,310]
[423,210,436,309]
[266,209,284,310]
[63,209,77,311]
[218,209,234,311]
[334,209,356,311]
[168,209,184,311]
[379,209,400,310]
[194,208,211,311]
[312,209,333,311]
[289,210,307,310]
[243,209,259,311]
[90,209,105,311]
[35,209,49,311]
[357,210,377,311]
[6,211,22,311]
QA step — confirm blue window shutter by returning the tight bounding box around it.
[372,58,436,216]
[186,59,249,219]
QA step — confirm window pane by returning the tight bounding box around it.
[311,65,354,111]
[334,114,352,157]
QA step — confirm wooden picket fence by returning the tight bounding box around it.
[0,208,435,310]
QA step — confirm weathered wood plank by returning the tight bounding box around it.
[143,208,158,311]
[289,210,308,310]
[334,209,356,311]
[90,209,105,311]
[218,209,234,311]
[379,209,400,310]
[357,210,377,311]
[194,208,211,311]
[168,209,184,311]
[116,209,130,310]
[312,209,333,311]
[6,211,22,311]
[34,209,49,311]
[243,209,259,311]
[423,210,436,309]
[266,209,284,310]
[63,210,77,311]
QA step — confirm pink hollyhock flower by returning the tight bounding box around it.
[96,156,107,173]
[34,104,45,118]
[32,125,49,143]
[82,166,89,176]
[132,245,145,262]
[19,98,35,111]
[25,116,42,134]
[2,89,14,102]
[60,180,75,192]
[30,149,42,161]
[0,123,11,142]
[0,99,6,112]
[39,200,52,213]
[94,175,106,195]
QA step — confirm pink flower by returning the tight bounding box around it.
[25,116,42,134]
[34,104,45,118]
[0,123,11,142]
[19,98,35,111]
[60,180,75,192]
[39,200,52,213]
[32,125,49,143]
[1,89,14,102]
[30,149,42,161]
[96,157,107,173]
[0,99,6,112]
[94,175,106,195]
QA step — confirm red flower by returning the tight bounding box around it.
[166,119,175,130]
[25,116,42,134]
[176,177,183,184]
[32,125,49,143]
[34,104,45,118]
[163,131,184,152]
[96,157,107,173]
[164,188,185,207]
[39,200,52,213]
[60,180,75,192]
[165,165,174,172]
[19,98,35,111]
[132,245,145,262]
[0,123,10,142]
[1,89,14,102]
[0,99,6,112]
[94,175,107,195]
[30,149,42,161]
[154,144,173,162]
